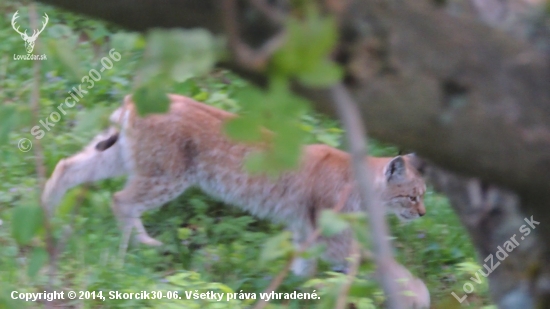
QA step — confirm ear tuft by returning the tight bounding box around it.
[385,156,406,182]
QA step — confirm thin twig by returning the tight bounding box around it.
[252,185,352,309]
[253,258,293,309]
[329,83,405,309]
[335,240,360,309]
[29,8,46,187]
[29,4,56,309]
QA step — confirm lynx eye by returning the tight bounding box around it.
[409,196,417,202]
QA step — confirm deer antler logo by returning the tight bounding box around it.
[11,11,49,54]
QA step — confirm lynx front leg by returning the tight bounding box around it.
[111,176,189,254]
[322,230,354,274]
[42,130,126,212]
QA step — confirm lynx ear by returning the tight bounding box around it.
[385,156,406,183]
[95,133,119,151]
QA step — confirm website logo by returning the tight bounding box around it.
[11,10,48,60]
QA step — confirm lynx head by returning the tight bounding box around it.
[381,154,427,221]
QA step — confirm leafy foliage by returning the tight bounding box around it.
[11,198,43,245]
[0,1,490,308]
[319,210,349,237]
[272,7,342,87]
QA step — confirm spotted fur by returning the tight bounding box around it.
[42,94,427,276]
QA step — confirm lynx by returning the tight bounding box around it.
[42,94,427,276]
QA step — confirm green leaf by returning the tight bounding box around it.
[300,243,326,259]
[224,117,262,142]
[57,187,83,218]
[340,213,371,249]
[319,210,349,237]
[12,202,44,245]
[316,132,340,147]
[232,87,265,112]
[232,79,310,176]
[243,152,268,175]
[298,60,343,87]
[272,8,338,77]
[177,228,193,240]
[260,231,293,264]
[193,91,209,102]
[27,247,48,278]
[111,32,140,53]
[173,79,199,97]
[133,84,170,116]
[348,279,378,297]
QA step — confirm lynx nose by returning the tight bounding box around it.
[418,206,426,217]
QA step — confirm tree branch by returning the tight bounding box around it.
[221,0,286,72]
[335,240,360,309]
[330,83,404,309]
[248,0,286,24]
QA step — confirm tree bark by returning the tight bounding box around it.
[34,0,550,306]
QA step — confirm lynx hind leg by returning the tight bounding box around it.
[42,129,125,212]
[111,176,189,252]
